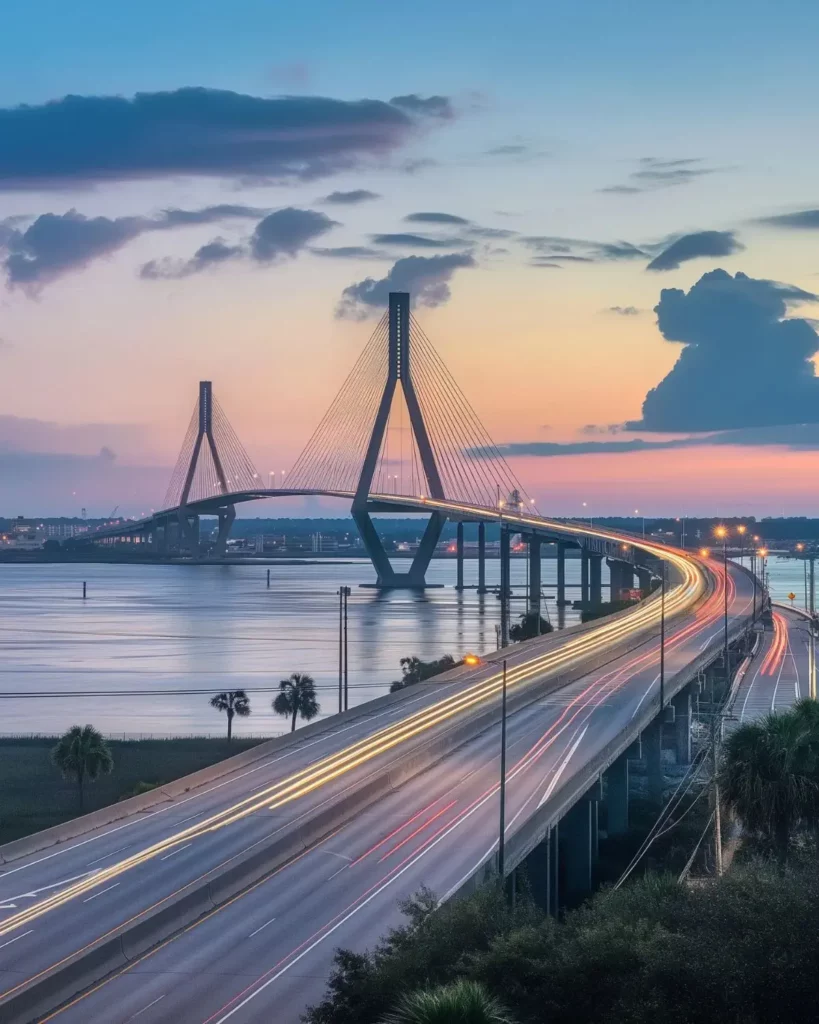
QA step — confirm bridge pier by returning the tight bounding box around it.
[589,553,603,608]
[214,505,236,559]
[608,559,634,602]
[354,508,446,588]
[500,527,511,646]
[525,822,559,916]
[563,789,599,905]
[477,523,487,593]
[637,567,652,596]
[456,522,465,591]
[556,541,568,606]
[580,549,589,605]
[643,717,664,805]
[528,535,542,617]
[672,687,692,765]
[604,753,630,837]
[176,510,200,556]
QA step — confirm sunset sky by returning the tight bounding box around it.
[2,0,819,517]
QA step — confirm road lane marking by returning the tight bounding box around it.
[537,726,589,808]
[631,673,660,719]
[82,883,120,903]
[327,866,347,882]
[88,845,131,866]
[159,844,192,861]
[0,929,33,951]
[125,994,166,1020]
[248,916,277,938]
[0,871,96,905]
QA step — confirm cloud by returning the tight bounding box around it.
[399,158,439,175]
[756,209,819,231]
[336,252,475,319]
[646,230,744,271]
[0,203,270,289]
[485,144,530,156]
[404,212,470,226]
[607,306,641,316]
[320,189,380,205]
[371,232,468,249]
[468,226,517,239]
[249,208,337,261]
[389,94,454,119]
[140,239,243,279]
[472,423,819,459]
[522,235,648,263]
[0,87,451,189]
[310,246,391,260]
[631,269,819,431]
[601,156,721,195]
[529,259,562,268]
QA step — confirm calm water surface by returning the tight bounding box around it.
[0,557,594,738]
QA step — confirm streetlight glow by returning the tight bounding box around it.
[700,547,711,558]
[714,525,728,539]
[463,653,481,666]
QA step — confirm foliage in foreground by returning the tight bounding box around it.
[508,612,552,643]
[304,861,819,1024]
[273,672,320,731]
[391,655,459,693]
[380,979,515,1024]
[51,724,114,811]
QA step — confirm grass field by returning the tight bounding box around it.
[0,735,265,844]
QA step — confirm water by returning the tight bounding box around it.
[735,554,817,612]
[0,557,597,738]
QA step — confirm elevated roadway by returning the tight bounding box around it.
[0,517,757,1023]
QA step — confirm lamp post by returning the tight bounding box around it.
[582,501,593,528]
[634,508,645,539]
[659,559,666,712]
[758,548,769,612]
[714,526,729,678]
[498,658,508,880]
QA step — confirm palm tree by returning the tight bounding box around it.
[719,710,819,869]
[273,672,320,732]
[380,980,515,1024]
[209,690,251,741]
[51,724,114,813]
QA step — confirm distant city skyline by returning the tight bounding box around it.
[3,1,819,515]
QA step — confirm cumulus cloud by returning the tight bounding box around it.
[250,208,337,261]
[320,189,380,205]
[389,94,453,119]
[646,230,744,271]
[0,87,452,189]
[0,204,269,289]
[336,252,475,319]
[404,212,470,225]
[371,232,469,249]
[630,269,819,431]
[756,209,819,230]
[140,239,243,280]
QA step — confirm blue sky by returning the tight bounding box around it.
[2,1,819,516]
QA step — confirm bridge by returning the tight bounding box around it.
[0,293,763,1023]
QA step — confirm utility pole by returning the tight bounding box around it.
[498,658,508,880]
[659,560,666,712]
[338,587,343,714]
[710,713,723,876]
[342,585,350,711]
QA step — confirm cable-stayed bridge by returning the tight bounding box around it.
[82,291,643,607]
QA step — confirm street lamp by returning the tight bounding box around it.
[659,559,666,712]
[634,509,645,539]
[582,501,593,528]
[758,548,769,611]
[498,658,508,880]
[714,526,730,678]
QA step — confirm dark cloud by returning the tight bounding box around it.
[250,208,337,261]
[336,252,475,319]
[404,212,470,226]
[310,246,391,260]
[601,157,720,195]
[473,423,819,459]
[0,204,272,288]
[468,226,517,239]
[389,94,454,119]
[0,87,449,189]
[631,269,819,431]
[485,144,530,156]
[756,209,819,230]
[607,306,641,316]
[320,189,380,205]
[140,239,243,280]
[371,232,468,249]
[522,235,647,263]
[529,259,562,268]
[646,230,743,271]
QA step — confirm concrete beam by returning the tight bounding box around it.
[605,754,629,836]
[672,687,692,765]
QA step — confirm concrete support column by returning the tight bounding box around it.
[605,754,629,836]
[523,822,560,916]
[644,717,664,805]
[557,541,567,606]
[563,800,594,904]
[456,521,464,591]
[528,534,542,617]
[589,554,603,608]
[581,549,590,605]
[637,567,652,596]
[672,687,692,765]
[500,527,510,647]
[477,522,486,593]
[214,506,235,559]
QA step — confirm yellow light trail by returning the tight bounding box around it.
[0,510,708,950]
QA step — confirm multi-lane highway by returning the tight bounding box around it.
[731,605,817,723]
[0,547,756,1024]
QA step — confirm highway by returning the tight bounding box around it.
[731,605,817,723]
[0,551,755,1024]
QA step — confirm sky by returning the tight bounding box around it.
[2,0,819,517]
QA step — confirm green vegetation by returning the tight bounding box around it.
[305,860,819,1024]
[381,979,515,1024]
[51,725,114,812]
[391,655,458,693]
[508,612,552,642]
[209,689,251,741]
[273,672,320,731]
[0,734,263,844]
